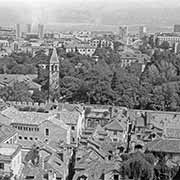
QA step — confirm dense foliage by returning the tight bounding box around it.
[2,43,180,111]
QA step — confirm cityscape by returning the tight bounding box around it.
[1,0,180,180]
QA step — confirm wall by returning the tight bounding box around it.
[38,120,68,144]
[11,150,22,177]
[106,130,124,143]
[4,133,18,144]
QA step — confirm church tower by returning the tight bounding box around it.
[49,48,59,102]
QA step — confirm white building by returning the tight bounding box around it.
[65,43,96,57]
[0,143,22,180]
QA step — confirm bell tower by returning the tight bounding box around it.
[49,48,59,102]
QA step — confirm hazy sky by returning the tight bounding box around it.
[0,0,180,26]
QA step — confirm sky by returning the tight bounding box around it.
[0,0,180,28]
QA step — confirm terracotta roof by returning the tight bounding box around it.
[146,138,180,153]
[44,153,64,178]
[20,164,45,180]
[104,119,124,131]
[0,113,12,125]
[59,109,80,125]
[1,107,52,125]
[93,125,107,136]
[0,122,16,143]
[1,108,70,142]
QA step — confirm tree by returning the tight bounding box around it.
[31,89,46,103]
[24,144,40,166]
[0,82,33,102]
[120,151,155,180]
[154,153,179,180]
[159,41,170,50]
[12,82,32,102]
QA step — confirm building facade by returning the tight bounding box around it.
[0,143,22,180]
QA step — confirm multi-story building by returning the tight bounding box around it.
[0,143,22,180]
[16,24,21,38]
[174,24,180,33]
[119,26,128,44]
[89,38,114,49]
[157,33,180,47]
[38,24,44,39]
[119,50,150,72]
[139,26,147,39]
[26,24,31,33]
[1,107,71,149]
[0,26,15,39]
[175,42,180,54]
[65,43,96,57]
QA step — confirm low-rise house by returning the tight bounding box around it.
[74,137,121,180]
[0,74,41,94]
[0,143,22,180]
[119,50,150,71]
[92,124,108,142]
[85,105,111,129]
[104,119,124,143]
[21,142,73,180]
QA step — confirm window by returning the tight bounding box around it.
[0,163,4,170]
[113,131,117,135]
[71,126,75,130]
[45,128,49,136]
[35,138,38,141]
[26,176,34,179]
[19,136,22,140]
[29,137,33,141]
[114,174,119,180]
[24,137,28,140]
[113,138,117,142]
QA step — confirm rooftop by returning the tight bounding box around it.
[0,74,40,89]
[0,143,21,158]
[0,122,16,143]
[104,119,124,131]
[146,138,180,153]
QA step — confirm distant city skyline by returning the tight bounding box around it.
[0,0,179,33]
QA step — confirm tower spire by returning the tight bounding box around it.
[48,48,60,102]
[50,48,59,63]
